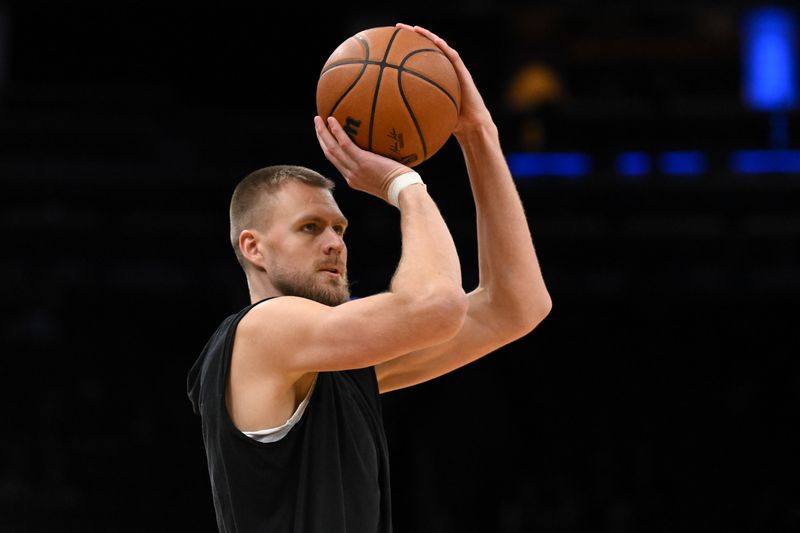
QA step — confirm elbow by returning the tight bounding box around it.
[505,291,552,340]
[532,293,553,329]
[421,286,469,341]
[448,288,470,330]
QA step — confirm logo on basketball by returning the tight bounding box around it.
[344,117,362,140]
[387,128,405,153]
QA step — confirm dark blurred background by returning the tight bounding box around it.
[1,1,799,532]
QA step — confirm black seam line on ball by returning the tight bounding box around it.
[396,48,459,162]
[397,65,427,161]
[325,49,459,116]
[329,35,370,118]
[398,49,459,113]
[321,59,387,74]
[368,27,402,151]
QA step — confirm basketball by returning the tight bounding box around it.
[316,26,461,167]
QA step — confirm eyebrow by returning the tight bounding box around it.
[295,214,349,228]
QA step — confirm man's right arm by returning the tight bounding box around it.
[237,118,467,376]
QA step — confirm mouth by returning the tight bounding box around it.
[318,266,342,277]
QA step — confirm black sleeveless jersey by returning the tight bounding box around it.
[187,298,393,533]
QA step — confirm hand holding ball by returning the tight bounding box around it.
[316,26,461,167]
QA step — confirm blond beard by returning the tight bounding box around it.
[268,262,350,306]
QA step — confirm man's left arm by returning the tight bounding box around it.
[375,120,551,392]
[375,24,551,393]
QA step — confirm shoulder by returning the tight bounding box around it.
[233,296,336,373]
[237,296,330,338]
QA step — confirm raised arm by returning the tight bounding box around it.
[237,116,467,377]
[375,24,552,393]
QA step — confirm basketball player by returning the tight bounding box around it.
[187,24,551,532]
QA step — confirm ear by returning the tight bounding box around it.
[239,229,266,270]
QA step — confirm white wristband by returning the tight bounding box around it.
[387,171,425,207]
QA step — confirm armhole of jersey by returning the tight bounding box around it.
[241,374,318,443]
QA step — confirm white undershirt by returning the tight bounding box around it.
[242,377,317,443]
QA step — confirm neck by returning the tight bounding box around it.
[246,270,281,304]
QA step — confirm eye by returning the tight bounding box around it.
[333,225,346,236]
[302,223,318,233]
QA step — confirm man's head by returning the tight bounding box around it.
[230,165,350,306]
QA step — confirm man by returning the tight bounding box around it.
[187,24,551,533]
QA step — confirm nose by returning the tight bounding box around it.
[322,227,345,255]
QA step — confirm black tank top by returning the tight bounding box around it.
[187,298,393,533]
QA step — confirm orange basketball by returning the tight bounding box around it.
[316,26,461,167]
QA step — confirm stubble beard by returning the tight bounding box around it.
[268,262,350,307]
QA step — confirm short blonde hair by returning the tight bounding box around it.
[229,165,334,267]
